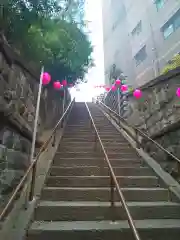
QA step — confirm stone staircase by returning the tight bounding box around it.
[26,102,180,240]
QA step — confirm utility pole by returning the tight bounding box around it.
[149,23,160,78]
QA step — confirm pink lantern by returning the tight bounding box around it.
[115,79,121,85]
[121,84,128,92]
[105,87,110,92]
[133,89,142,99]
[53,81,62,90]
[111,85,116,91]
[41,72,51,85]
[176,88,180,98]
[62,79,67,86]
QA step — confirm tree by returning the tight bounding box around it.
[0,0,93,84]
[44,19,93,83]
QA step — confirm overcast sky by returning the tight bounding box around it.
[85,0,104,85]
[71,0,104,101]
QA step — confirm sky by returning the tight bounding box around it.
[70,0,105,102]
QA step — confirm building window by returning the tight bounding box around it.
[134,46,147,66]
[132,21,142,37]
[162,9,180,39]
[174,14,180,30]
[163,24,173,39]
[155,0,165,11]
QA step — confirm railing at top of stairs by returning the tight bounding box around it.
[0,98,75,222]
[98,101,180,169]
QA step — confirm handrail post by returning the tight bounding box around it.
[177,162,180,181]
[110,174,115,207]
[52,131,56,147]
[109,109,112,121]
[135,129,140,149]
[25,67,44,206]
[28,159,37,201]
[94,132,98,151]
[90,118,92,129]
[61,97,66,128]
[61,117,64,128]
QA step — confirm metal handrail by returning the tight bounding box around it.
[0,98,75,221]
[99,101,180,165]
[85,103,141,240]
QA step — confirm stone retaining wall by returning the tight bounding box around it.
[105,68,180,180]
[0,34,71,210]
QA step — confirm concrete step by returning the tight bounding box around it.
[56,152,139,159]
[40,187,169,202]
[66,123,92,125]
[65,127,116,132]
[45,176,159,188]
[62,135,95,140]
[55,152,102,158]
[61,137,97,142]
[34,201,180,221]
[49,166,154,176]
[64,125,92,128]
[62,135,125,140]
[57,150,137,156]
[52,158,142,167]
[64,129,92,132]
[61,137,127,143]
[58,145,134,152]
[59,141,131,148]
[96,127,118,130]
[64,130,118,134]
[27,219,180,240]
[62,136,124,141]
[64,129,118,133]
[66,126,91,129]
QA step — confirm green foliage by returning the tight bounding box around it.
[161,54,180,75]
[0,0,93,84]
